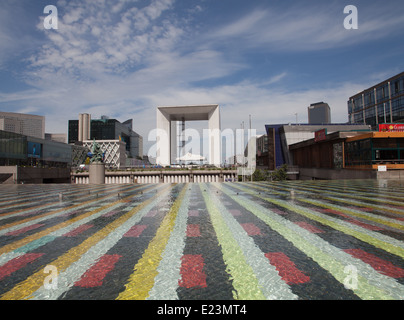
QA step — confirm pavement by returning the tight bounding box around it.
[0,180,403,300]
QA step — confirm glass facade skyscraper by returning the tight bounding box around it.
[348,72,404,128]
[68,117,143,159]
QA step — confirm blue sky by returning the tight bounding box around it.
[0,0,404,153]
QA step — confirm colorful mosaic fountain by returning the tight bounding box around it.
[0,180,403,300]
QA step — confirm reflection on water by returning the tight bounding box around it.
[0,180,403,300]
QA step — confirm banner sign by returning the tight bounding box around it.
[378,124,404,132]
[27,142,41,158]
[314,129,327,142]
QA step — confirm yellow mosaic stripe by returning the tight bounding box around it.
[232,184,404,259]
[269,199,404,259]
[254,182,404,216]
[116,184,187,300]
[269,182,404,214]
[0,185,171,300]
[251,182,404,228]
[0,184,113,216]
[201,184,266,300]
[216,184,394,300]
[0,185,155,255]
[299,198,404,231]
[0,184,138,232]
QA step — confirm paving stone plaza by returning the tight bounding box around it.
[0,180,403,300]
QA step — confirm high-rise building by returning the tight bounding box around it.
[348,71,404,128]
[78,113,91,142]
[308,102,331,124]
[0,112,45,139]
[68,115,143,159]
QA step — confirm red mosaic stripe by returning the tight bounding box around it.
[347,219,383,231]
[344,249,404,278]
[295,221,323,233]
[21,211,40,217]
[241,223,261,236]
[102,211,119,217]
[5,224,44,236]
[271,208,288,216]
[0,253,44,281]
[63,224,93,237]
[188,210,199,217]
[265,252,310,285]
[320,208,348,216]
[229,209,242,217]
[123,225,148,237]
[60,210,81,217]
[145,210,158,217]
[179,254,207,288]
[74,254,122,288]
[186,224,201,237]
[320,208,383,231]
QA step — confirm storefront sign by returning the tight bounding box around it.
[314,129,327,142]
[378,123,404,132]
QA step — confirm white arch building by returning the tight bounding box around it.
[156,105,221,167]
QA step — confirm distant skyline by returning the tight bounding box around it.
[0,0,404,154]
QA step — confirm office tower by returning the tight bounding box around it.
[308,102,331,124]
[0,112,45,139]
[348,71,404,128]
[78,113,91,141]
[68,115,143,159]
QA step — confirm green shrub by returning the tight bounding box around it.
[271,164,288,181]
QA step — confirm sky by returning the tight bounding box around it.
[0,0,404,156]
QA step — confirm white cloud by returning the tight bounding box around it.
[27,0,179,80]
[207,2,404,52]
[2,0,402,159]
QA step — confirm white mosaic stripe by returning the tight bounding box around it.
[147,186,191,300]
[0,184,137,222]
[30,186,173,300]
[291,181,404,199]
[0,185,161,268]
[0,202,125,269]
[247,183,404,248]
[222,183,404,300]
[302,197,404,227]
[205,183,298,300]
[262,181,404,216]
[274,182,404,208]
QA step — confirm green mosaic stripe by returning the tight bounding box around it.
[203,184,298,300]
[200,184,267,300]
[218,183,400,300]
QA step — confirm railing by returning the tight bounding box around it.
[71,169,238,184]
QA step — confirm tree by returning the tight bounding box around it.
[271,164,288,181]
[252,169,267,181]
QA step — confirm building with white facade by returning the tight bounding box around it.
[156,105,221,166]
[69,114,143,159]
[83,140,126,168]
